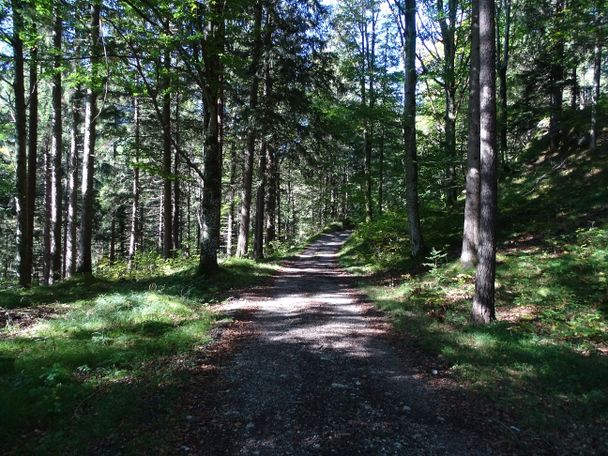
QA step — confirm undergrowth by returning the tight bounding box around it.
[340,121,608,453]
[0,255,278,454]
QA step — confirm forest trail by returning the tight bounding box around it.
[175,232,493,455]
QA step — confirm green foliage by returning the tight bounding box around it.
[340,212,413,274]
[0,256,278,453]
[340,131,608,451]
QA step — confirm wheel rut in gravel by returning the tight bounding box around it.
[180,231,493,455]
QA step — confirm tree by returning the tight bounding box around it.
[472,0,497,323]
[461,0,480,267]
[590,1,604,153]
[48,6,64,284]
[437,0,459,206]
[77,1,102,275]
[496,0,512,164]
[197,0,226,273]
[236,0,264,258]
[12,0,30,287]
[390,0,424,257]
[161,47,173,259]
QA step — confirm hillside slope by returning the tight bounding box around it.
[340,117,608,454]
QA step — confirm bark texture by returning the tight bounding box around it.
[404,0,424,257]
[77,2,101,275]
[12,0,30,287]
[49,11,63,283]
[461,0,481,267]
[236,0,264,258]
[472,0,498,324]
[590,37,602,153]
[162,49,173,259]
[128,97,141,270]
[438,0,458,206]
[65,89,82,277]
[198,3,225,274]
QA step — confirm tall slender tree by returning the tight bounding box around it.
[161,47,173,259]
[237,0,264,258]
[49,8,63,283]
[78,1,102,275]
[27,28,39,282]
[197,0,226,273]
[390,0,424,256]
[127,97,141,270]
[437,0,458,206]
[461,0,480,266]
[12,0,30,287]
[472,0,498,323]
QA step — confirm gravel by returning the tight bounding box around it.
[177,231,494,455]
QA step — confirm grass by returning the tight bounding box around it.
[339,120,608,453]
[0,255,278,454]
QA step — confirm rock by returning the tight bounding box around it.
[431,369,439,375]
[331,383,348,389]
[402,405,412,412]
[246,422,255,430]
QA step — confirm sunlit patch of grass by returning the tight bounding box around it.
[0,254,280,454]
[344,216,608,450]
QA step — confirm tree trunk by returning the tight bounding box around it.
[254,141,267,260]
[197,4,225,273]
[548,0,564,150]
[378,126,384,215]
[570,68,578,110]
[162,50,173,259]
[27,40,39,283]
[77,1,101,275]
[186,168,191,255]
[127,97,140,270]
[118,205,125,259]
[461,0,481,267]
[226,146,237,256]
[199,100,222,273]
[590,37,602,153]
[438,0,458,206]
[498,0,511,166]
[49,11,63,283]
[173,93,181,252]
[236,0,264,258]
[43,140,51,285]
[65,89,82,277]
[109,216,116,264]
[444,88,457,205]
[12,0,29,287]
[265,144,277,245]
[404,0,424,257]
[276,160,282,240]
[472,0,498,324]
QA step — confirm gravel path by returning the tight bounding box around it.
[179,232,493,455]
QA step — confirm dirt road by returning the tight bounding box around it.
[177,232,492,455]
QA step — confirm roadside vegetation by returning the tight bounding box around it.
[0,256,278,453]
[340,116,608,453]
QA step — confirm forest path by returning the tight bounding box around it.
[175,232,493,455]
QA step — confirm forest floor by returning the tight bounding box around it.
[156,231,510,455]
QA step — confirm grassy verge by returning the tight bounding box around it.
[0,256,278,454]
[340,142,608,453]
